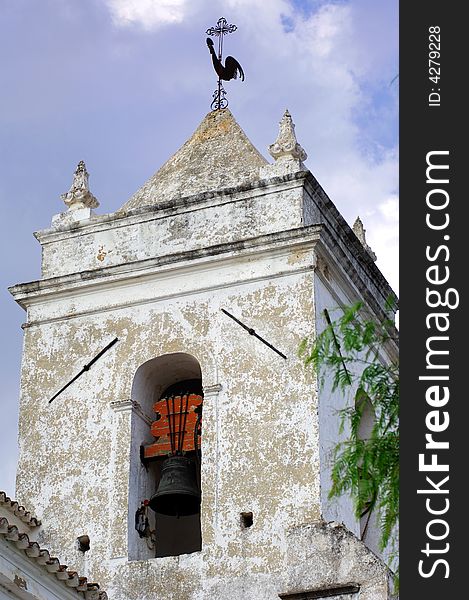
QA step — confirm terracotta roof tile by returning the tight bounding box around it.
[0,492,107,599]
[0,490,41,527]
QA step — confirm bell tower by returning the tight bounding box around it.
[10,108,397,600]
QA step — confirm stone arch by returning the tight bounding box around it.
[125,343,218,401]
[131,352,203,418]
[128,352,207,561]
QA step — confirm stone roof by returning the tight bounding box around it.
[120,108,268,212]
[0,491,108,599]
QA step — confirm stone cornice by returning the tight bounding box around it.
[13,166,397,332]
[10,226,322,315]
[10,221,397,339]
[314,239,399,360]
[303,172,397,310]
[35,171,309,245]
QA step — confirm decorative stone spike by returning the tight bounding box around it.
[61,161,99,211]
[268,109,307,164]
[353,216,377,261]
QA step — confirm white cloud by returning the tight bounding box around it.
[299,2,353,59]
[379,196,399,222]
[105,0,187,30]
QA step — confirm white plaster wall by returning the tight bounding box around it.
[11,169,396,599]
[37,181,304,279]
[314,273,397,570]
[314,275,358,537]
[15,247,327,599]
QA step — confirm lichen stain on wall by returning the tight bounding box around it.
[14,240,393,599]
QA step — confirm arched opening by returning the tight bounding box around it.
[129,353,203,560]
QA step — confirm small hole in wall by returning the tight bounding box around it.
[240,512,253,529]
[77,535,90,553]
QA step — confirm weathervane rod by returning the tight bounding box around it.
[217,23,223,60]
[217,31,223,109]
[206,17,244,111]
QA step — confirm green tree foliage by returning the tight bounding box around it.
[299,301,399,573]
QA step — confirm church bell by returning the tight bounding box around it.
[145,390,203,517]
[149,455,200,516]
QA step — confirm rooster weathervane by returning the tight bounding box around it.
[206,17,244,111]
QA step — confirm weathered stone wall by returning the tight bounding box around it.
[11,138,396,597]
[14,226,342,599]
[36,177,305,280]
[313,275,358,535]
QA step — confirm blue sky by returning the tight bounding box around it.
[0,0,398,497]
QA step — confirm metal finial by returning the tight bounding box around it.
[206,17,244,111]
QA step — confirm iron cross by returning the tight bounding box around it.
[206,17,244,110]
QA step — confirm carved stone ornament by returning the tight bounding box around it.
[61,160,99,211]
[353,216,377,261]
[268,109,307,164]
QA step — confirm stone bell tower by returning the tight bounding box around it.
[10,108,397,600]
